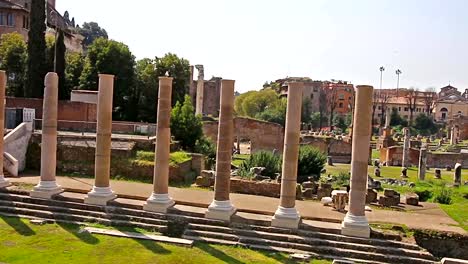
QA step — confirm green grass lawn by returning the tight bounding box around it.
[0,216,330,264]
[324,163,468,231]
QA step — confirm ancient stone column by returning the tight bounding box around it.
[84,74,117,205]
[143,77,175,213]
[206,79,236,221]
[418,147,427,181]
[385,107,391,128]
[272,82,303,229]
[454,163,462,186]
[450,126,456,145]
[188,65,196,106]
[0,71,9,188]
[195,65,204,116]
[341,85,373,238]
[402,127,410,168]
[31,73,63,198]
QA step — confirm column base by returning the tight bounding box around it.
[271,206,301,229]
[84,186,117,206]
[0,175,10,188]
[205,200,236,221]
[30,181,63,199]
[143,193,175,213]
[341,213,370,238]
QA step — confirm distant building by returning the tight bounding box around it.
[190,76,222,117]
[0,0,84,52]
[277,77,354,115]
[433,85,468,122]
[277,77,322,112]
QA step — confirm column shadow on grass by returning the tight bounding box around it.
[55,221,100,245]
[1,215,36,236]
[113,225,171,255]
[195,242,245,264]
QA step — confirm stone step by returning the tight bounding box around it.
[0,192,227,227]
[0,206,167,233]
[185,228,434,261]
[183,230,437,264]
[0,200,169,227]
[190,223,423,251]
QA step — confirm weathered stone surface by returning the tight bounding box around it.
[435,169,442,179]
[406,193,419,206]
[384,189,396,197]
[454,163,462,186]
[401,167,408,178]
[317,183,332,199]
[366,189,378,204]
[374,167,381,177]
[332,190,348,212]
[230,178,280,198]
[379,195,400,207]
[296,184,303,200]
[302,188,314,199]
[195,176,214,187]
[250,167,265,176]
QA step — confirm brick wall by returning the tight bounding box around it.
[203,117,284,152]
[6,97,97,122]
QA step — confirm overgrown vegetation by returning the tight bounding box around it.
[238,151,281,179]
[297,146,327,183]
[238,146,326,182]
[171,95,203,151]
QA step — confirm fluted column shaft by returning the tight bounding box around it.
[341,85,373,238]
[153,77,173,194]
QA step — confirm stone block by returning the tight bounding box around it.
[302,188,314,199]
[379,195,400,207]
[366,189,378,204]
[384,189,396,197]
[406,193,419,206]
[195,176,214,187]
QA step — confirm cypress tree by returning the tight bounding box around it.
[25,0,47,98]
[56,30,67,99]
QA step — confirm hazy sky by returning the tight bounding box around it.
[57,0,468,93]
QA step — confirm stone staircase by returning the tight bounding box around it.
[0,191,439,264]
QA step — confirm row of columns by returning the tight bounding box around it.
[16,72,374,238]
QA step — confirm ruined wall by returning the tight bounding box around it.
[203,117,284,152]
[300,136,352,163]
[381,146,468,168]
[6,97,97,122]
[230,178,280,198]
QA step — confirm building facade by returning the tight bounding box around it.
[433,85,468,122]
[0,0,83,52]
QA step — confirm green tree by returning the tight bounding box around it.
[135,58,158,122]
[0,33,27,96]
[310,112,328,130]
[78,22,108,48]
[79,38,136,120]
[333,115,347,132]
[65,52,84,92]
[25,0,47,98]
[170,95,203,151]
[55,30,67,99]
[413,114,438,136]
[254,97,287,126]
[390,107,408,127]
[240,89,279,117]
[302,97,312,124]
[45,35,55,73]
[154,53,190,107]
[234,91,256,116]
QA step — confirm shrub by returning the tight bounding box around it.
[335,171,351,186]
[170,95,203,151]
[433,187,452,205]
[415,189,433,202]
[238,151,281,179]
[297,146,327,183]
[194,136,216,169]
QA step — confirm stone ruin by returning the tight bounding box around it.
[378,189,401,207]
